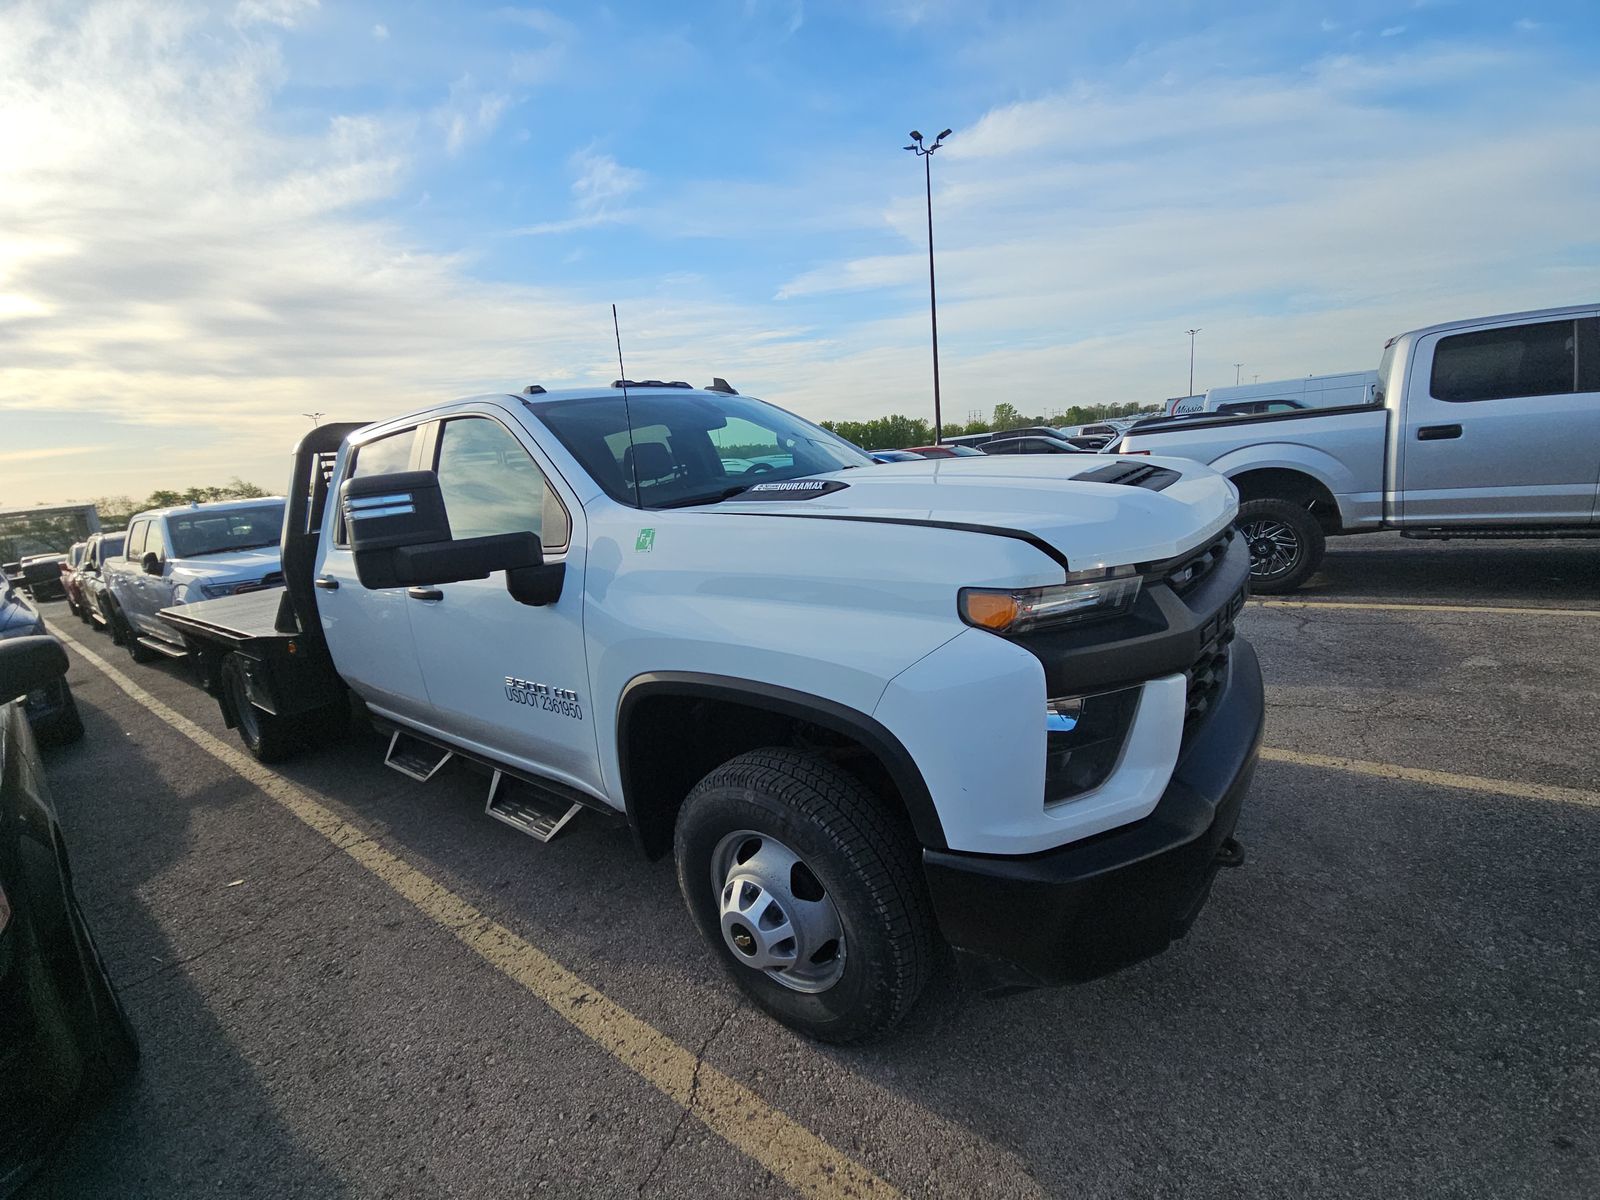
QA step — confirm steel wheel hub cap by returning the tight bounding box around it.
[712,831,845,994]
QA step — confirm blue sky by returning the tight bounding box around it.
[2,0,1597,505]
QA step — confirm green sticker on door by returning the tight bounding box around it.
[635,528,656,553]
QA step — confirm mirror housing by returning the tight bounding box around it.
[0,636,69,705]
[341,470,565,605]
[142,552,164,576]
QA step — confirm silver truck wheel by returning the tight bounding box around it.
[675,747,934,1043]
[711,830,846,994]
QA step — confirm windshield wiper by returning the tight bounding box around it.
[184,540,278,557]
[652,484,754,509]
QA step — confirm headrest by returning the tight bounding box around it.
[623,442,674,484]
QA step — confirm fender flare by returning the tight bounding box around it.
[615,672,947,855]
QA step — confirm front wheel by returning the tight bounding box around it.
[674,748,935,1043]
[1237,497,1325,594]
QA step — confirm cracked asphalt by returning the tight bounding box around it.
[18,533,1600,1199]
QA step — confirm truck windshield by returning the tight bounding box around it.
[534,393,872,509]
[166,502,285,558]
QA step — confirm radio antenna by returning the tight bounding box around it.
[612,304,644,509]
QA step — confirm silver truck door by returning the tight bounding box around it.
[313,425,435,726]
[403,410,603,797]
[1399,313,1600,524]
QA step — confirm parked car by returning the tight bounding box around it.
[0,574,84,745]
[0,636,138,1194]
[76,533,125,634]
[866,449,923,463]
[982,435,1088,455]
[1214,399,1308,417]
[907,444,986,458]
[160,380,1261,1043]
[1118,303,1600,592]
[59,542,89,619]
[102,498,286,663]
[17,555,67,603]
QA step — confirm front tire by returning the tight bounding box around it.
[35,684,86,746]
[1237,497,1325,594]
[674,748,935,1043]
[221,653,297,763]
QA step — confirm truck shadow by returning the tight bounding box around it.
[23,689,350,1199]
[1303,536,1600,605]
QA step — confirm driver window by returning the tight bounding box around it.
[435,417,571,550]
[145,522,167,561]
[125,521,148,559]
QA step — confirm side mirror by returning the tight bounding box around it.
[142,552,164,576]
[0,635,69,705]
[341,470,565,605]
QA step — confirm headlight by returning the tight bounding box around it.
[1044,687,1141,803]
[199,582,238,600]
[959,569,1140,635]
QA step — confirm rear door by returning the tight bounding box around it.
[1399,312,1600,524]
[313,424,435,725]
[403,408,601,795]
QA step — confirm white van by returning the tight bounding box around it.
[1199,370,1377,414]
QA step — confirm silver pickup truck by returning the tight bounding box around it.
[1118,303,1600,591]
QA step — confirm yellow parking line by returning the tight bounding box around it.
[1250,599,1600,618]
[1260,747,1600,810]
[56,630,901,1200]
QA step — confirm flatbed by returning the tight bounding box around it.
[158,587,291,649]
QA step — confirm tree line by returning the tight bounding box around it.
[818,401,1155,450]
[1,478,271,561]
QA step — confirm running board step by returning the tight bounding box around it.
[485,771,582,843]
[384,731,454,781]
[137,636,188,659]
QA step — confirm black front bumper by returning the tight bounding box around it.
[922,636,1265,991]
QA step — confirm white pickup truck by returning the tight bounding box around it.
[103,498,287,661]
[159,381,1263,1041]
[1120,304,1600,591]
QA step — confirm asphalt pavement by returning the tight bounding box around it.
[19,533,1600,1199]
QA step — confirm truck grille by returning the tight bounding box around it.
[1184,584,1246,726]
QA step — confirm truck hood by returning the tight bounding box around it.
[714,456,1237,570]
[173,546,282,581]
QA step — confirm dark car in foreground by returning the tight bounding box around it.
[0,636,138,1196]
[0,575,83,745]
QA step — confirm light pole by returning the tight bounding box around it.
[1234,362,1243,385]
[1186,328,1202,396]
[905,128,952,442]
[302,412,324,426]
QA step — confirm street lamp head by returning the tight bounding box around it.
[937,128,953,141]
[909,130,923,142]
[903,144,918,151]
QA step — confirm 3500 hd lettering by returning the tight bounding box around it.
[161,382,1264,1041]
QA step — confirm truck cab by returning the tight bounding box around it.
[162,382,1264,1042]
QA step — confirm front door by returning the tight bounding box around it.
[1400,312,1600,524]
[313,424,434,726]
[403,408,601,797]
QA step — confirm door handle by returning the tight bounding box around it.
[313,577,339,591]
[407,587,443,602]
[1417,424,1462,441]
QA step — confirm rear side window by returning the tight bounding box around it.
[1430,320,1577,402]
[336,427,417,546]
[434,417,571,550]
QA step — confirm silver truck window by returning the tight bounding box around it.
[1430,319,1577,402]
[434,417,570,550]
[124,520,148,559]
[335,427,418,547]
[166,504,283,558]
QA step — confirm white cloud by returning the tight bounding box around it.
[1380,24,1407,37]
[234,0,317,29]
[515,148,644,236]
[434,76,511,155]
[1514,18,1540,32]
[371,22,388,40]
